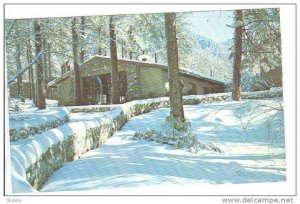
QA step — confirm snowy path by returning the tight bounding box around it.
[41,99,285,193]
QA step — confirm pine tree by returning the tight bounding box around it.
[26,38,35,102]
[232,10,243,101]
[71,17,82,105]
[109,15,120,104]
[47,42,52,79]
[42,36,48,80]
[34,19,46,109]
[80,17,85,63]
[164,13,185,120]
[16,43,22,97]
[241,8,281,90]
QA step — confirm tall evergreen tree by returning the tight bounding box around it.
[26,38,35,102]
[34,20,46,109]
[16,43,22,97]
[42,37,48,79]
[71,17,82,105]
[241,8,281,90]
[109,15,120,104]
[80,17,85,63]
[164,13,185,120]
[232,10,243,101]
[47,42,52,79]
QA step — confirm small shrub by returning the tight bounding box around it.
[132,115,222,154]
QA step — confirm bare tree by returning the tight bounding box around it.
[109,15,120,104]
[232,10,243,101]
[34,20,46,109]
[71,17,82,105]
[164,13,185,120]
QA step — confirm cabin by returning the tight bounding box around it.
[48,56,226,106]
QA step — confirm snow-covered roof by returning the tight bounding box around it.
[48,56,226,88]
[47,69,73,87]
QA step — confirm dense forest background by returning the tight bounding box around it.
[5,8,282,96]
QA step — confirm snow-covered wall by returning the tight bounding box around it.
[9,108,70,142]
[9,89,282,193]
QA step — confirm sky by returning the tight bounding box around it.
[188,10,234,43]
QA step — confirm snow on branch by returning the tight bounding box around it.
[7,50,44,85]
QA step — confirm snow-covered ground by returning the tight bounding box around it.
[9,98,61,128]
[41,98,285,194]
[9,98,58,115]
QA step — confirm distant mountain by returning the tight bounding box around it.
[196,35,216,49]
[220,39,233,49]
[196,35,232,60]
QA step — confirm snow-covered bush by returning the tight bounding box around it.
[234,99,284,146]
[133,115,222,153]
[241,88,283,99]
[241,71,281,92]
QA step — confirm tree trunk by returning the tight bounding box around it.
[42,37,48,80]
[71,17,82,105]
[121,41,125,58]
[34,20,46,109]
[232,10,243,101]
[47,43,52,99]
[28,57,32,99]
[128,26,133,60]
[97,25,102,55]
[80,17,85,63]
[109,16,120,104]
[26,38,35,102]
[47,43,52,79]
[164,13,185,120]
[16,43,23,97]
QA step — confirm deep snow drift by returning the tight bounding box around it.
[40,98,285,193]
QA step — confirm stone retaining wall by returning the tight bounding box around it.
[70,106,114,113]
